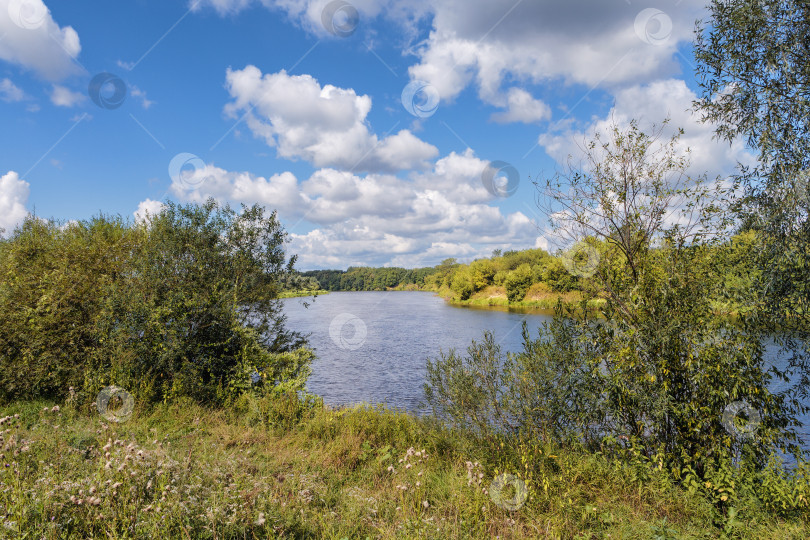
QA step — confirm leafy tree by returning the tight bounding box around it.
[504,264,533,302]
[450,269,474,300]
[469,259,496,291]
[694,0,810,399]
[427,121,803,482]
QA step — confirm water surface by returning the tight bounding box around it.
[282,290,808,454]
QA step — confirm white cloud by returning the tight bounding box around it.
[538,79,756,181]
[407,0,703,105]
[490,87,551,124]
[224,66,438,172]
[0,171,30,234]
[0,0,81,81]
[165,149,539,268]
[130,86,153,109]
[133,199,165,223]
[0,77,25,102]
[49,84,84,107]
[196,1,705,123]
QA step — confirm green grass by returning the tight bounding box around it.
[1,397,807,538]
[278,290,331,298]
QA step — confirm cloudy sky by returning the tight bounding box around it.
[0,0,752,269]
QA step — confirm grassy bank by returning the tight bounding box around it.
[1,397,807,538]
[425,284,605,312]
[278,290,331,298]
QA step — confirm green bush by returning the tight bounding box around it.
[504,263,533,302]
[0,199,309,407]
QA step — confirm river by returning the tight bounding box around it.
[281,290,809,455]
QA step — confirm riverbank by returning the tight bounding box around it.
[278,289,331,298]
[391,283,605,312]
[2,397,806,538]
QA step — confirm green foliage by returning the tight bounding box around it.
[504,264,534,302]
[0,199,309,408]
[450,268,474,300]
[695,0,810,400]
[468,259,495,291]
[425,121,807,528]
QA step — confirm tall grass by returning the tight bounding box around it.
[1,394,807,539]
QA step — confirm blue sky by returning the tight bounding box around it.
[0,0,752,269]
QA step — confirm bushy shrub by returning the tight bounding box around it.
[0,199,309,407]
[504,264,533,302]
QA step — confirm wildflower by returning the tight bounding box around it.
[51,406,59,413]
[417,471,423,476]
[255,512,266,526]
[416,481,421,487]
[387,465,395,473]
[89,487,96,495]
[396,507,401,511]
[405,463,412,469]
[117,464,126,472]
[105,461,112,470]
[422,500,429,509]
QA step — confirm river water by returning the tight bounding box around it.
[282,290,809,454]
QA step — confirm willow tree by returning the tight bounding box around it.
[694,0,810,400]
[427,121,804,477]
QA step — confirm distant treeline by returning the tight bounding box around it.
[299,232,757,308]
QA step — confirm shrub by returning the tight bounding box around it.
[504,264,533,302]
[0,200,309,407]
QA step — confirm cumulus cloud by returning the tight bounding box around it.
[196,1,704,120]
[49,84,84,107]
[0,0,81,81]
[0,171,30,234]
[224,66,438,172]
[490,87,551,124]
[133,199,165,223]
[165,149,539,268]
[538,79,756,181]
[407,0,703,105]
